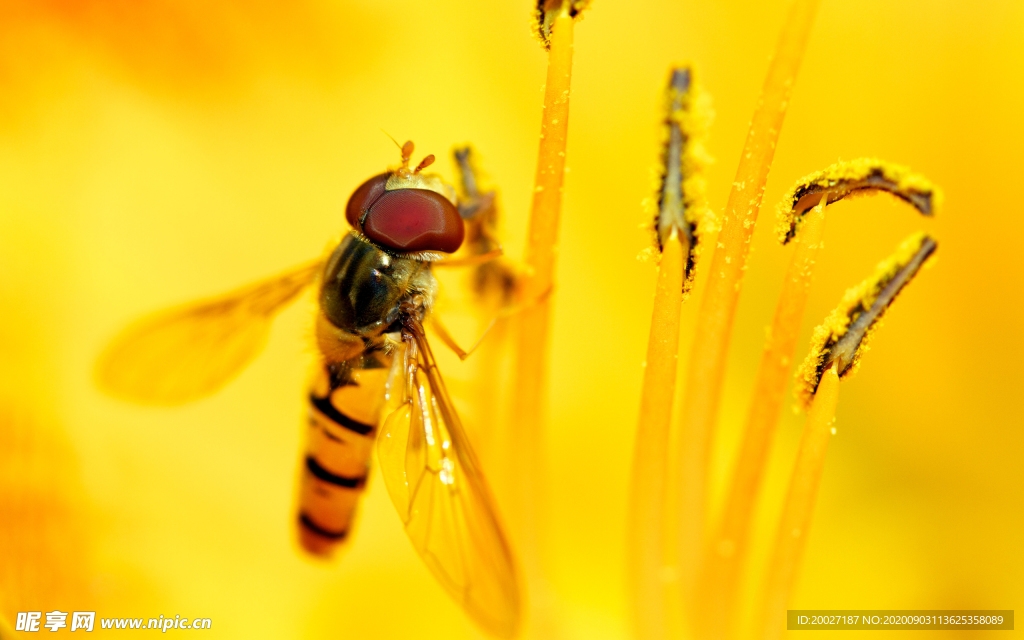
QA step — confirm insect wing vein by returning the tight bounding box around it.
[376,326,521,638]
[96,260,321,405]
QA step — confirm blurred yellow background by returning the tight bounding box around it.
[1,0,1021,638]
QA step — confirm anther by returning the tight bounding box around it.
[777,158,941,244]
[531,0,592,49]
[654,65,710,294]
[795,232,938,407]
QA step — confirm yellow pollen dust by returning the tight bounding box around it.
[776,158,942,244]
[531,0,593,49]
[794,232,938,407]
[650,65,714,294]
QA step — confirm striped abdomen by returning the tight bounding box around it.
[297,351,392,556]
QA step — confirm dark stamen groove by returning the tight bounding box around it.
[827,236,938,377]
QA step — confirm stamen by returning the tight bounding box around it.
[514,0,587,624]
[693,195,825,638]
[754,362,840,640]
[777,158,941,244]
[627,66,710,639]
[696,160,934,633]
[673,0,821,613]
[795,232,938,407]
[756,234,936,637]
[654,65,711,294]
[531,0,591,49]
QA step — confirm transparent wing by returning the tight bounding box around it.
[377,322,522,638]
[96,260,321,405]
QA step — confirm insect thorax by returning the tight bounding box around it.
[316,234,436,363]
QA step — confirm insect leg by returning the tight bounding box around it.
[429,286,552,362]
[431,248,504,269]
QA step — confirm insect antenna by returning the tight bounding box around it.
[414,154,435,173]
[380,129,404,151]
[400,140,415,171]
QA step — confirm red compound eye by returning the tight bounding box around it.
[345,173,389,228]
[361,189,465,253]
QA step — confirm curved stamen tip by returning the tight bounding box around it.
[654,65,712,294]
[777,158,942,245]
[795,232,938,408]
[531,0,592,49]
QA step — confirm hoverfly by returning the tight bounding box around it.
[97,141,522,638]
